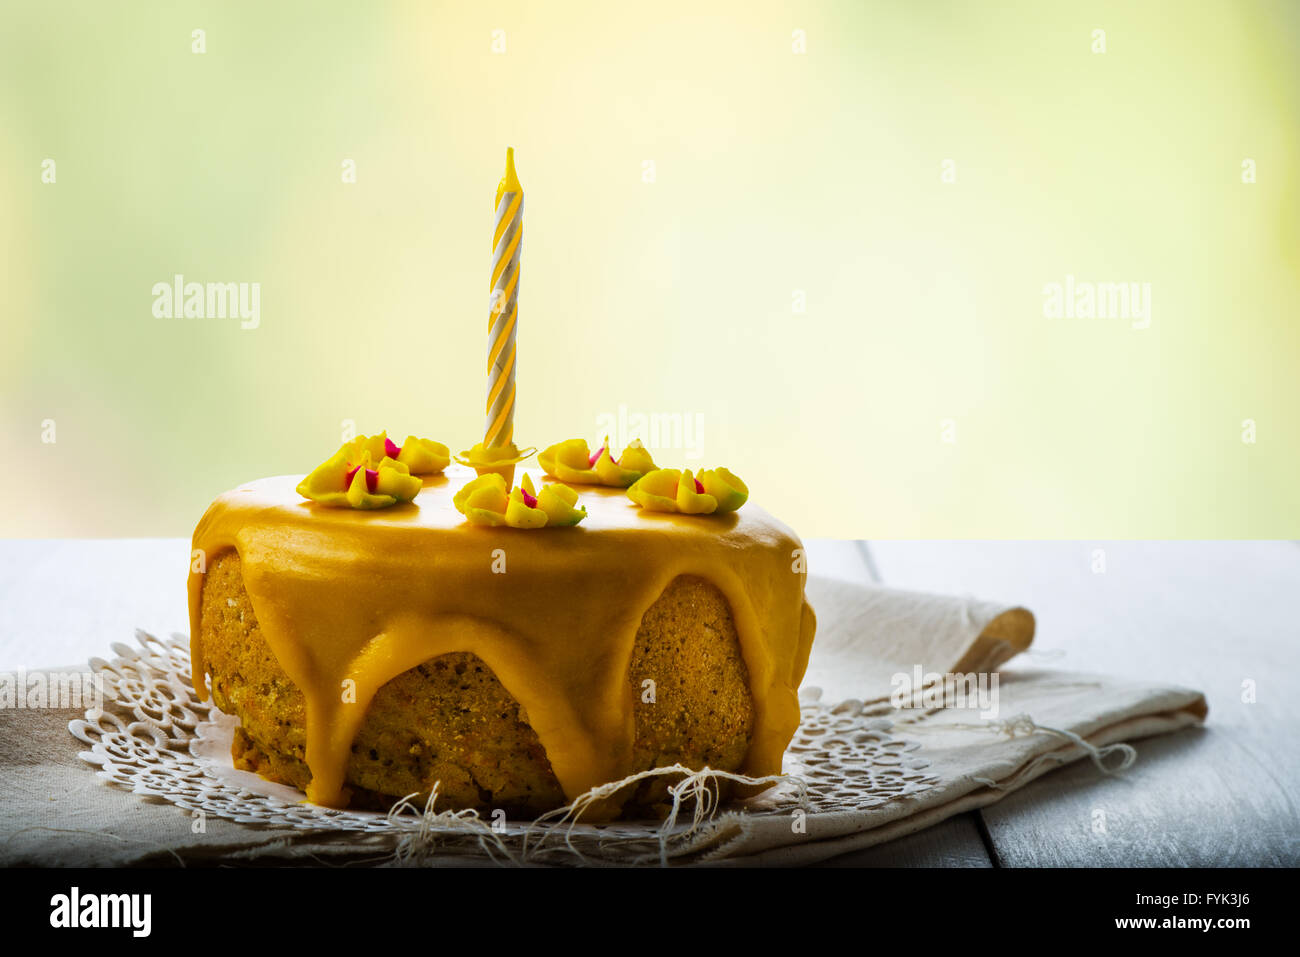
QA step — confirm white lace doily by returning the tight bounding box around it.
[69,630,937,863]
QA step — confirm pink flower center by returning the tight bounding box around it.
[345,464,380,493]
[694,478,705,494]
[385,437,401,459]
[588,444,606,468]
[520,487,538,509]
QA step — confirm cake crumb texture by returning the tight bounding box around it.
[199,551,754,814]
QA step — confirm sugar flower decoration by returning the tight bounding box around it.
[452,473,587,528]
[349,431,449,475]
[296,431,448,509]
[297,448,420,509]
[626,468,748,515]
[538,436,656,487]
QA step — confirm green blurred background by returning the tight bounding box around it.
[3,0,1297,538]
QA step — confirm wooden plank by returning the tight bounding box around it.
[868,540,1300,866]
[814,816,994,868]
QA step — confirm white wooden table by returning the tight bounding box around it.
[2,539,1296,866]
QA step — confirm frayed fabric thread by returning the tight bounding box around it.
[929,712,1137,790]
[387,765,804,867]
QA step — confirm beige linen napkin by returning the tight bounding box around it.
[0,576,1206,866]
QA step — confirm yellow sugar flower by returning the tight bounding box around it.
[373,456,423,501]
[537,482,588,526]
[697,467,748,512]
[538,438,599,484]
[453,472,586,529]
[616,438,656,475]
[296,444,354,507]
[539,436,656,487]
[342,431,449,476]
[452,473,510,526]
[396,436,450,475]
[354,431,397,465]
[626,468,682,512]
[675,469,717,514]
[627,466,748,515]
[298,445,422,510]
[506,474,549,529]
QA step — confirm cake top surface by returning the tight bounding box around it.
[202,465,786,542]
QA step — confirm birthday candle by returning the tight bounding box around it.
[486,147,522,450]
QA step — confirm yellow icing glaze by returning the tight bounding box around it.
[188,465,816,815]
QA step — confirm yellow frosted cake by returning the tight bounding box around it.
[188,462,815,818]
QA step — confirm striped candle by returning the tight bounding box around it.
[485,147,522,450]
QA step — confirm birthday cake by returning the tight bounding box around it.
[186,151,814,818]
[188,455,815,817]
